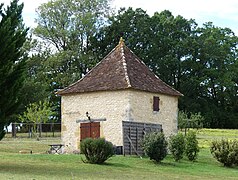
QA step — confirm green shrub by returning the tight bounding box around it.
[80,138,114,164]
[234,141,238,166]
[169,133,185,161]
[185,131,199,161]
[141,132,168,162]
[210,139,238,167]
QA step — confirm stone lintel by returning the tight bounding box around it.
[76,118,106,123]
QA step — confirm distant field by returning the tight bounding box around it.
[196,128,238,148]
[0,129,237,180]
[1,135,61,154]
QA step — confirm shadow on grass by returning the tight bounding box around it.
[0,159,119,178]
[80,160,131,168]
[149,160,177,167]
[0,162,73,178]
[101,162,131,168]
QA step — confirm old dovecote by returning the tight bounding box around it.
[57,38,183,153]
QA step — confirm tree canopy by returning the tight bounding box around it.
[0,0,28,139]
[34,0,112,85]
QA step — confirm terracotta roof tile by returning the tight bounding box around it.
[57,39,183,96]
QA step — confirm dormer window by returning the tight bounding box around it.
[153,96,160,112]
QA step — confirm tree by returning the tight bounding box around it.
[178,111,204,130]
[32,0,113,122]
[180,23,238,128]
[19,47,54,118]
[34,0,112,86]
[0,0,28,140]
[149,10,197,91]
[19,99,54,139]
[92,7,152,60]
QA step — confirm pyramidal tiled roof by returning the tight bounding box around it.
[57,38,183,96]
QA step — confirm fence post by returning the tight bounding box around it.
[39,123,42,138]
[10,122,60,138]
[52,123,55,137]
[12,123,16,138]
[28,124,32,138]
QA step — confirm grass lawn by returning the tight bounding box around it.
[0,129,238,180]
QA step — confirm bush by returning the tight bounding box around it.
[141,132,168,162]
[210,139,238,167]
[185,131,199,161]
[235,141,238,166]
[80,138,114,164]
[169,133,185,161]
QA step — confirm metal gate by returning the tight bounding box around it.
[80,122,100,141]
[122,121,162,156]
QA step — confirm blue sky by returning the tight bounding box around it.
[2,0,238,35]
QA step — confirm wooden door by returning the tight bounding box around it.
[80,122,100,141]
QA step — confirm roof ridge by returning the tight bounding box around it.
[120,42,131,88]
[123,45,183,96]
[57,38,183,97]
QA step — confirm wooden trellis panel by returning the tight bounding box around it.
[122,121,162,156]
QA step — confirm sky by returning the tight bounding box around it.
[2,0,238,35]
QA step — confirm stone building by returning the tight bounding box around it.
[57,39,183,153]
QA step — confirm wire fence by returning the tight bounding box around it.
[8,123,61,138]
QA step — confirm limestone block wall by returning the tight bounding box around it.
[128,90,179,137]
[61,90,130,153]
[61,89,179,153]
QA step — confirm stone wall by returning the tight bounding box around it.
[61,89,179,153]
[61,90,130,153]
[128,90,178,137]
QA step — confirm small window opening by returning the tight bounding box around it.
[153,96,160,112]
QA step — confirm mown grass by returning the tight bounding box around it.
[196,128,238,148]
[1,134,61,154]
[0,129,238,180]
